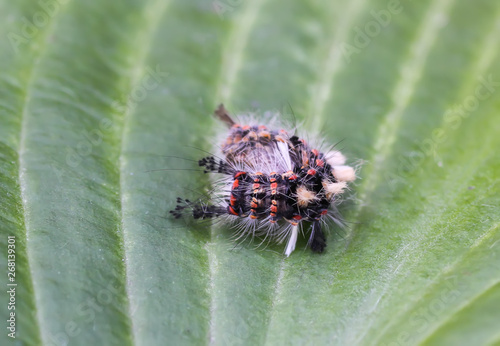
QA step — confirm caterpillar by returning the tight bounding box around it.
[170,104,356,256]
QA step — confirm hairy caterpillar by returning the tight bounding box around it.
[171,104,356,256]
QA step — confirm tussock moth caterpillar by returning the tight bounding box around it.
[171,105,356,256]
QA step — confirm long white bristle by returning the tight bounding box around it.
[284,225,298,257]
[277,141,292,170]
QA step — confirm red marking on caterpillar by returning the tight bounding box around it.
[170,104,357,257]
[234,171,246,179]
[232,179,239,189]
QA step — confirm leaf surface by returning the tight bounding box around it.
[1,0,499,345]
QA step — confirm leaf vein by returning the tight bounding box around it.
[308,0,367,134]
[214,0,267,107]
[118,1,170,344]
[209,1,268,343]
[17,2,73,344]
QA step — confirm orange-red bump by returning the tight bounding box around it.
[315,159,324,167]
[321,209,329,216]
[234,171,246,179]
[232,180,239,189]
[307,169,317,176]
[258,131,271,139]
[230,195,237,206]
[248,131,257,140]
[293,215,302,221]
[228,206,239,216]
[311,149,319,157]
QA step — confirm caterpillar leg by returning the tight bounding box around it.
[309,221,327,253]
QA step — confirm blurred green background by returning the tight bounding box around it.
[1,0,500,345]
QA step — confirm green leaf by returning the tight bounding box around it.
[1,0,499,345]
